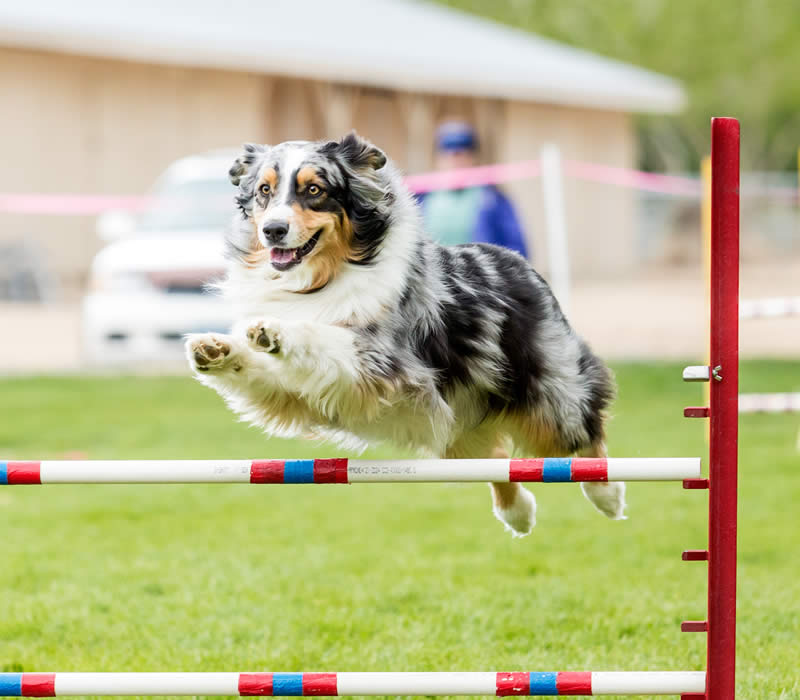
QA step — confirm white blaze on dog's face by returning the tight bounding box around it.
[228,134,390,292]
[254,145,327,269]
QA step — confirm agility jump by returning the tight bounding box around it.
[0,119,740,698]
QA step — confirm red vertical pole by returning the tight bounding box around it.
[707,117,739,699]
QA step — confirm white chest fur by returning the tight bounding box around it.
[224,217,418,328]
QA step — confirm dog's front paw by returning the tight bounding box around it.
[185,333,239,373]
[245,319,283,355]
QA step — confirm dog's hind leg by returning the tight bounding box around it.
[505,410,625,523]
[488,445,537,537]
[579,440,627,520]
[445,436,536,537]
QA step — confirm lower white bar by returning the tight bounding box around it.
[592,671,705,695]
[338,672,496,695]
[54,673,240,695]
[606,458,700,481]
[40,461,252,483]
[44,671,707,696]
[349,460,510,482]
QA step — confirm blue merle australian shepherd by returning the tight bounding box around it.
[186,132,625,536]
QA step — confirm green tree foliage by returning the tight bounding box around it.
[435,0,800,171]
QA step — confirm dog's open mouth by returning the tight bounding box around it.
[269,230,322,271]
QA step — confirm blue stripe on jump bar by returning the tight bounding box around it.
[272,673,304,696]
[528,672,558,695]
[542,458,572,482]
[0,462,7,485]
[0,673,22,696]
[283,460,315,484]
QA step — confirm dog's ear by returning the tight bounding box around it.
[321,132,392,265]
[323,131,387,171]
[230,143,267,219]
[229,143,266,186]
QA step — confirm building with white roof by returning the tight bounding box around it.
[0,0,685,290]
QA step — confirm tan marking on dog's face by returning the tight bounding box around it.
[290,206,364,293]
[254,167,279,208]
[296,166,324,190]
[290,202,337,239]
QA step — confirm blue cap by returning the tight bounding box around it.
[436,121,478,152]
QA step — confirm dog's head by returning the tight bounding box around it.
[228,132,393,292]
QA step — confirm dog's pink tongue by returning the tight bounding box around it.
[270,248,295,264]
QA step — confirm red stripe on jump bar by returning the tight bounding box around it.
[556,672,592,695]
[313,459,349,484]
[21,674,56,697]
[569,459,608,482]
[509,459,543,482]
[238,673,273,696]
[495,672,530,695]
[7,461,41,484]
[302,673,338,695]
[250,461,285,484]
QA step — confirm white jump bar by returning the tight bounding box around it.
[0,671,707,696]
[0,458,701,485]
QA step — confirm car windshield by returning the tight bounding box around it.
[137,177,234,233]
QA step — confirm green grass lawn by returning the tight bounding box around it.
[1,361,798,699]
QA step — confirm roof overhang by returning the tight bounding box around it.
[0,0,686,114]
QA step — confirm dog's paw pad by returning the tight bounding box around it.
[186,334,235,372]
[246,320,282,354]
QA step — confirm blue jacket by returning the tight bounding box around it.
[419,186,529,258]
[472,186,528,258]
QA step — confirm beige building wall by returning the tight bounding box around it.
[0,46,637,296]
[499,102,636,281]
[0,47,269,293]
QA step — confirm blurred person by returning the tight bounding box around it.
[420,121,529,258]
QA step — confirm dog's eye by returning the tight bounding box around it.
[307,184,322,196]
[259,184,271,197]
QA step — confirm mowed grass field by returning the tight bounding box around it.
[1,361,798,699]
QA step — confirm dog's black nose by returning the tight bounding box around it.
[262,222,289,244]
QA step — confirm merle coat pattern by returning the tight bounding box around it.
[186,132,625,535]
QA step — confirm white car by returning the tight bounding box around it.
[83,151,236,366]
